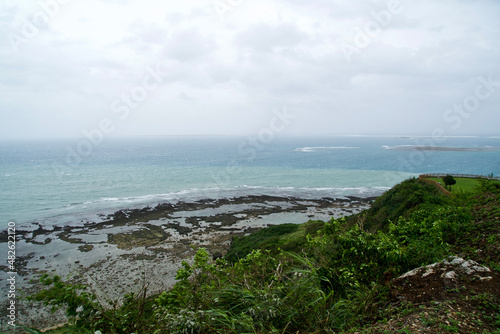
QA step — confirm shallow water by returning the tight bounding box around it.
[1,135,499,229]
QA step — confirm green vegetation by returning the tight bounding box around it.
[427,176,500,193]
[28,177,500,333]
[442,174,457,191]
[352,177,447,231]
[225,220,324,262]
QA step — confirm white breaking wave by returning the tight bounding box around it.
[16,185,390,229]
[381,145,414,150]
[295,146,360,152]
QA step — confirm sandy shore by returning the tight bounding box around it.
[0,194,373,331]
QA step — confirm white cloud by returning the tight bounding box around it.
[1,0,499,139]
[235,22,307,53]
[163,28,217,62]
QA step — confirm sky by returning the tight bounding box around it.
[0,0,499,139]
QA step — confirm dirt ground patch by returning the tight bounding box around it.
[357,257,500,333]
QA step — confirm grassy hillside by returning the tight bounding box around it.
[225,220,324,262]
[427,176,500,193]
[353,177,449,231]
[29,178,500,333]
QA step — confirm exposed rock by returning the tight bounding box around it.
[392,256,497,304]
[397,256,492,281]
[0,194,372,330]
[445,257,465,266]
[422,268,435,278]
[78,244,94,252]
[108,224,170,249]
[460,259,491,275]
[443,271,457,279]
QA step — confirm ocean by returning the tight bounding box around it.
[1,135,499,230]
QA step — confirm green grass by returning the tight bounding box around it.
[427,177,500,193]
[355,177,447,231]
[225,220,325,262]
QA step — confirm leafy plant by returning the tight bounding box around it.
[442,174,457,191]
[27,274,155,333]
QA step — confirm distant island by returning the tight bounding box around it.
[383,145,500,152]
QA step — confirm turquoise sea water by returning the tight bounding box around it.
[1,136,499,229]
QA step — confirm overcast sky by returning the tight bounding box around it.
[1,0,499,139]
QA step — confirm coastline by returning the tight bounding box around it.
[0,194,374,330]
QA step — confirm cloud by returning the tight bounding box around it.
[235,22,307,53]
[163,28,217,62]
[0,0,499,139]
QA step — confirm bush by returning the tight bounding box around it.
[225,221,324,263]
[27,274,156,333]
[360,178,446,231]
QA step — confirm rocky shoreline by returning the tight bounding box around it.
[0,194,374,330]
